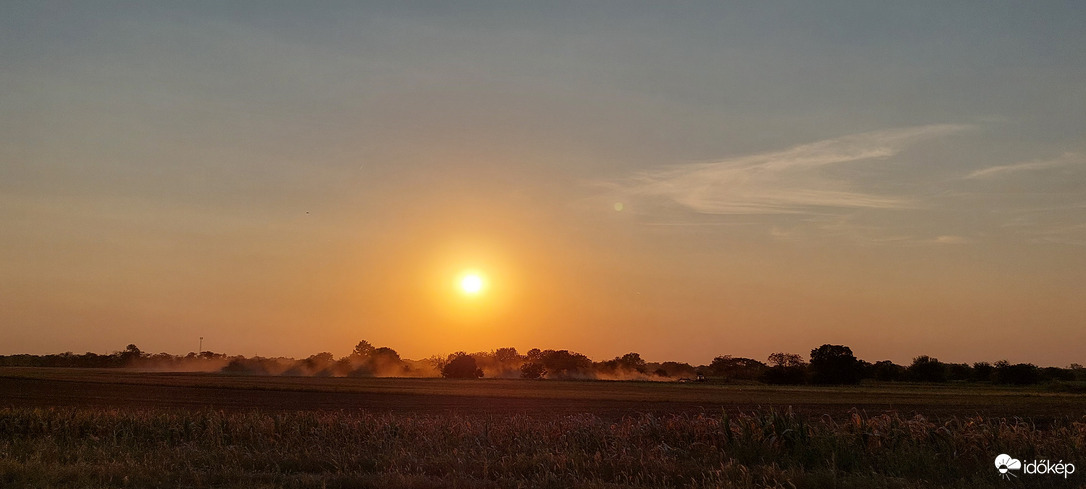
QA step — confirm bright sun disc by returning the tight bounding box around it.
[460,274,485,295]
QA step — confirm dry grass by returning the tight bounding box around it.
[2,407,1084,488]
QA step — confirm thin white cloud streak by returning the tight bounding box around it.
[931,235,970,245]
[997,202,1086,246]
[965,152,1083,179]
[614,124,970,215]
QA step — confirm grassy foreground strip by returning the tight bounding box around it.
[1,407,1083,488]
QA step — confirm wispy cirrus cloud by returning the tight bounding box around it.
[611,124,970,215]
[965,152,1082,179]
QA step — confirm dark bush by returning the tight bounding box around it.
[442,352,483,379]
[809,345,863,385]
[520,362,546,379]
[993,361,1040,385]
[907,356,947,382]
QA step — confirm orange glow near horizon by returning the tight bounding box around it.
[402,236,523,336]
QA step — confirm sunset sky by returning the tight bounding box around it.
[3,2,1084,367]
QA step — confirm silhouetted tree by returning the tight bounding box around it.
[993,361,1040,385]
[596,352,649,376]
[303,352,336,376]
[709,356,766,380]
[9,341,1079,388]
[809,344,863,385]
[1070,364,1086,381]
[857,359,873,379]
[198,350,224,360]
[538,349,592,379]
[442,352,483,379]
[871,360,905,381]
[619,352,647,373]
[761,352,807,384]
[520,362,546,379]
[119,344,143,365]
[907,356,947,382]
[494,347,520,363]
[352,340,376,358]
[972,362,994,382]
[372,347,401,362]
[1041,366,1074,382]
[767,353,804,368]
[946,363,973,382]
[656,361,697,378]
[223,357,270,374]
[466,348,524,378]
[368,347,405,375]
[345,343,405,376]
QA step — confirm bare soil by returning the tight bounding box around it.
[1,367,1082,423]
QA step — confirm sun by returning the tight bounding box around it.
[458,272,486,296]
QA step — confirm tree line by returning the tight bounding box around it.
[2,342,1083,387]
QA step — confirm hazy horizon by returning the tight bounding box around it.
[3,2,1084,367]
